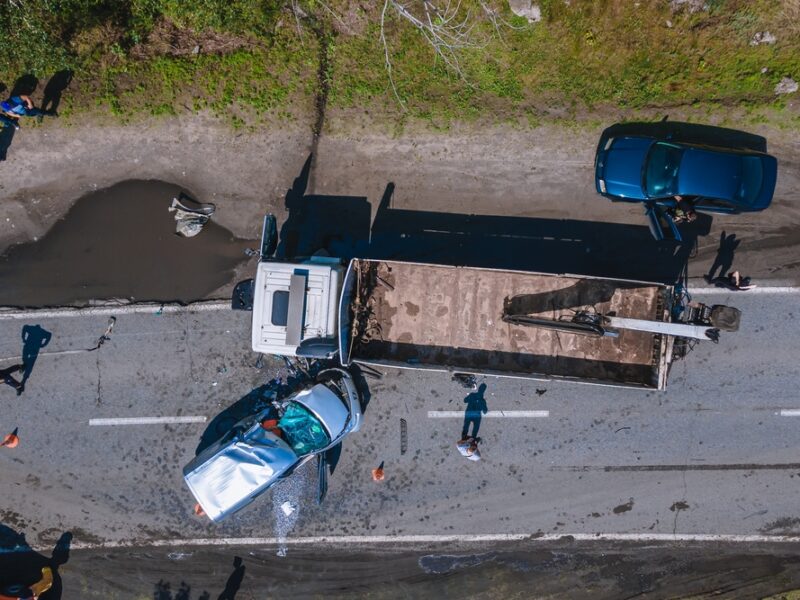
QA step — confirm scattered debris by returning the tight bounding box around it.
[169,193,216,238]
[508,0,542,23]
[535,388,547,396]
[372,461,385,482]
[775,77,798,95]
[452,373,478,389]
[750,31,776,46]
[613,498,635,514]
[280,501,297,517]
[400,419,408,455]
[615,426,631,433]
[670,500,690,511]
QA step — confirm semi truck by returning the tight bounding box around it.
[234,216,739,391]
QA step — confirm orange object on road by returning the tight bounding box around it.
[371,461,385,482]
[1,428,19,449]
[194,503,206,517]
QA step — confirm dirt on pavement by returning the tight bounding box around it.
[0,112,798,307]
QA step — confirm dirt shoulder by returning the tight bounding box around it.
[14,539,800,599]
[1,112,799,295]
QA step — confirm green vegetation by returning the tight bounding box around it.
[1,0,799,129]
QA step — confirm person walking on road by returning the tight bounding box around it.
[457,436,481,461]
[0,364,25,395]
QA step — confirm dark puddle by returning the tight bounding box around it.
[0,180,253,307]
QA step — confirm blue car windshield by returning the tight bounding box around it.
[738,156,764,204]
[278,401,331,455]
[644,142,683,198]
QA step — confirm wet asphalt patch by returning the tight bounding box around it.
[0,180,252,307]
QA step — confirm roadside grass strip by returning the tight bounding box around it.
[89,416,207,426]
[427,410,549,418]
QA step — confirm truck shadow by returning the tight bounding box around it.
[276,156,711,284]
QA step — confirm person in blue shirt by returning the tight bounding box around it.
[1,95,46,130]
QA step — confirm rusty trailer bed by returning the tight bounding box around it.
[346,259,672,389]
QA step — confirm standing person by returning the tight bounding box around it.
[0,364,25,395]
[457,436,481,462]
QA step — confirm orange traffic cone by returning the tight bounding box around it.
[193,503,206,517]
[371,461,385,482]
[1,428,19,449]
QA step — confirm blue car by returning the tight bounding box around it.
[594,125,778,240]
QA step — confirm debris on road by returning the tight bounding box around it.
[169,193,216,238]
[280,501,296,516]
[452,373,478,390]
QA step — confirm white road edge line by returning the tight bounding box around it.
[89,416,207,426]
[690,287,800,295]
[62,532,800,551]
[0,301,230,320]
[779,409,800,417]
[427,410,549,418]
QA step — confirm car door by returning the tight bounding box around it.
[643,202,683,242]
[694,197,740,214]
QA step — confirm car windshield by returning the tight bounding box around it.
[643,142,684,197]
[738,156,764,204]
[278,401,331,455]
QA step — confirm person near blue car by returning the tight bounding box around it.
[1,95,47,130]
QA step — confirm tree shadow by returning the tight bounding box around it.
[9,74,39,98]
[0,524,71,600]
[274,157,711,284]
[600,120,768,153]
[462,383,488,439]
[41,70,73,116]
[706,230,741,281]
[20,324,52,388]
[0,117,15,161]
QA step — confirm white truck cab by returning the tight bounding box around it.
[250,257,343,357]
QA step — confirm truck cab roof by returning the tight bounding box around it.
[251,260,341,356]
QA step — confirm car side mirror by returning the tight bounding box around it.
[296,337,339,359]
[317,452,328,504]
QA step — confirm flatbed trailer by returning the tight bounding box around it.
[338,259,673,390]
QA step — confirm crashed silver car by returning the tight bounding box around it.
[184,368,362,522]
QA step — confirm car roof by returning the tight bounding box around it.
[183,425,298,522]
[292,383,349,439]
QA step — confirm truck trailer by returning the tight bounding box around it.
[238,217,739,390]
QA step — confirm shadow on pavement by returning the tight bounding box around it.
[0,524,71,600]
[276,156,712,284]
[601,120,769,153]
[20,324,52,388]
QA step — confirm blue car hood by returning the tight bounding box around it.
[600,137,651,200]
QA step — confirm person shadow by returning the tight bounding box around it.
[217,556,245,600]
[41,70,73,116]
[706,230,741,281]
[21,324,52,389]
[0,525,72,600]
[461,383,488,439]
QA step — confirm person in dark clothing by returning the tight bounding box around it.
[0,364,24,395]
[21,324,51,387]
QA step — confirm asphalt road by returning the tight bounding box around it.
[1,290,798,547]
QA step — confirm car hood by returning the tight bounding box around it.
[599,137,651,200]
[183,427,298,522]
